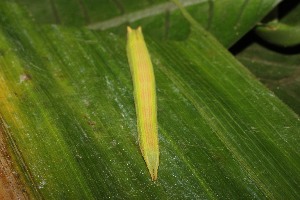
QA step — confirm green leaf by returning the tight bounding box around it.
[256,21,300,47]
[236,38,300,115]
[0,1,299,199]
[255,1,300,47]
[236,1,300,115]
[15,0,280,46]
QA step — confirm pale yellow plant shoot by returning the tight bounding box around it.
[126,26,159,181]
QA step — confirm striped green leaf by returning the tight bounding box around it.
[0,2,299,199]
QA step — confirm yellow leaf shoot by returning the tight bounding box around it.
[126,26,159,181]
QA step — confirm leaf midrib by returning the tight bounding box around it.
[86,0,207,30]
